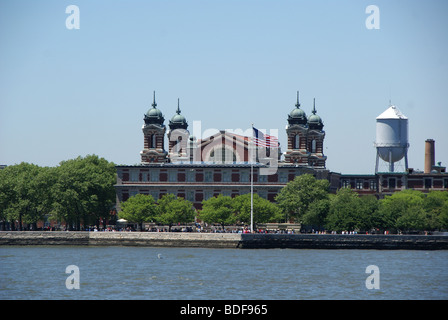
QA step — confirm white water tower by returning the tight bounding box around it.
[374,105,409,173]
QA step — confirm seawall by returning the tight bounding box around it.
[1,231,448,249]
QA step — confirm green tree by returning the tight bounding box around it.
[423,191,448,230]
[275,174,329,222]
[119,194,158,231]
[438,201,448,230]
[377,189,425,233]
[232,193,282,227]
[0,163,54,230]
[156,194,196,231]
[395,205,427,232]
[52,155,116,230]
[325,188,374,232]
[302,198,330,228]
[199,194,236,230]
[357,195,380,231]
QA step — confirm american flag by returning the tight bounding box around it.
[252,127,279,148]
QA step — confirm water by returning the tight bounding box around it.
[0,246,447,300]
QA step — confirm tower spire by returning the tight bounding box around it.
[152,91,157,108]
[295,91,300,108]
[176,98,181,114]
[312,98,316,114]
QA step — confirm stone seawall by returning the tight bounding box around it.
[0,231,90,246]
[88,232,241,248]
[0,232,241,248]
[240,234,448,250]
[1,232,447,249]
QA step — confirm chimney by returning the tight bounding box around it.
[424,139,435,173]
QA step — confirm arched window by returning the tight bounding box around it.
[209,145,237,163]
[176,136,182,153]
[311,139,317,153]
[148,134,156,148]
[295,135,300,149]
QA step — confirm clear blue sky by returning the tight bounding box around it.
[1,0,447,174]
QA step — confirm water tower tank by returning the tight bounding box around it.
[375,105,409,172]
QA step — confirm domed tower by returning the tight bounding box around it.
[307,98,326,167]
[141,91,168,163]
[284,91,309,165]
[168,98,190,162]
[307,98,324,130]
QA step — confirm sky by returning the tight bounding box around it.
[0,0,447,174]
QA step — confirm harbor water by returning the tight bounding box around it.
[1,246,447,300]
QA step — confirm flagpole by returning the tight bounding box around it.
[250,123,254,233]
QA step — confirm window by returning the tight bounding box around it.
[279,172,287,183]
[169,170,177,182]
[444,179,448,189]
[187,170,195,182]
[205,171,213,182]
[209,145,237,163]
[130,170,139,182]
[148,134,156,148]
[150,169,159,182]
[241,171,249,182]
[389,178,396,189]
[294,135,300,149]
[311,140,317,153]
[187,191,195,202]
[342,180,350,188]
[223,170,230,182]
[370,180,377,190]
[258,174,267,183]
[356,180,363,189]
[424,178,432,189]
[204,190,213,200]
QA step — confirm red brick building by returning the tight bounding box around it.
[115,92,332,210]
[115,93,447,212]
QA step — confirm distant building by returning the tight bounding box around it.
[115,92,332,210]
[114,93,447,212]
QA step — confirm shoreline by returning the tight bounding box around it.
[1,231,448,249]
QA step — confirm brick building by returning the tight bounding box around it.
[115,92,332,210]
[115,93,447,211]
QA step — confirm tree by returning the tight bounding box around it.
[0,163,54,230]
[119,194,158,231]
[438,201,448,230]
[325,188,362,232]
[275,174,329,222]
[199,194,236,230]
[395,205,427,232]
[232,193,282,227]
[156,194,196,231]
[423,191,448,231]
[377,189,425,233]
[302,198,330,228]
[52,155,116,230]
